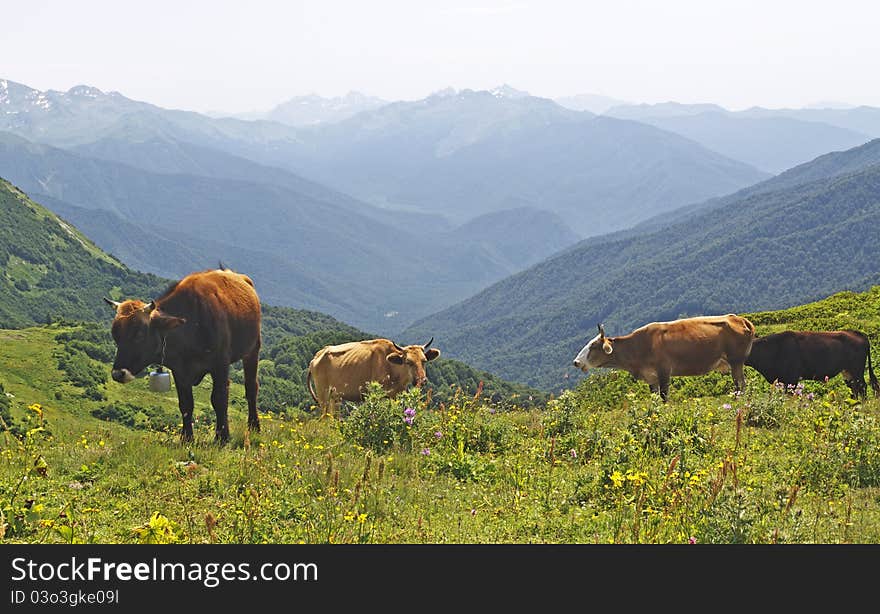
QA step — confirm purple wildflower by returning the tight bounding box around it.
[723,403,732,410]
[420,448,430,456]
[570,449,577,459]
[434,431,443,439]
[404,407,416,417]
[688,537,697,544]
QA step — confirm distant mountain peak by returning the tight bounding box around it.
[490,84,530,99]
[68,84,105,98]
[0,78,49,110]
[429,87,458,99]
[604,101,729,119]
[555,93,629,114]
[262,91,387,126]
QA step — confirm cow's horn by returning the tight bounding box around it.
[142,301,156,314]
[598,324,606,338]
[392,340,406,352]
[423,337,433,350]
[103,297,121,308]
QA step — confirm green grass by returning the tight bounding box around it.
[4,282,880,544]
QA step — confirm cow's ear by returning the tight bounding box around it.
[602,339,613,355]
[425,348,440,361]
[150,311,186,331]
[386,352,405,365]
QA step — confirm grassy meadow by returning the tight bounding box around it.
[3,287,880,544]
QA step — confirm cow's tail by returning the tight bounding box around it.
[306,368,319,404]
[741,315,757,355]
[867,339,880,397]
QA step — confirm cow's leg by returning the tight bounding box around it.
[731,363,746,394]
[211,363,230,443]
[848,376,867,399]
[657,371,671,403]
[242,350,260,432]
[649,383,660,395]
[325,387,340,419]
[175,381,195,442]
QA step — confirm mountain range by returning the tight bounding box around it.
[0,131,578,333]
[0,78,770,238]
[603,102,873,174]
[221,91,388,126]
[0,77,785,332]
[277,88,769,235]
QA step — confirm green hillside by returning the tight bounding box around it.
[3,287,880,544]
[0,179,167,328]
[747,285,880,337]
[404,144,880,391]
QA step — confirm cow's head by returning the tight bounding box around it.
[104,298,185,383]
[572,324,614,372]
[386,337,441,387]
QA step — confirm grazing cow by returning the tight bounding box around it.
[572,314,756,401]
[307,338,440,415]
[745,330,880,399]
[104,268,261,442]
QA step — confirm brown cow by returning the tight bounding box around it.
[104,268,261,442]
[572,314,756,401]
[307,338,440,415]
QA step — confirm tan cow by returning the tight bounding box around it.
[572,314,756,401]
[307,337,440,416]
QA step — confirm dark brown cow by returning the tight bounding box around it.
[307,338,440,416]
[572,314,756,401]
[105,268,261,442]
[745,330,880,399]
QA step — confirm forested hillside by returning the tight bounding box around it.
[0,179,166,327]
[632,137,880,235]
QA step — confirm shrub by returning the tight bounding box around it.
[340,383,415,453]
[91,402,178,431]
[56,348,107,389]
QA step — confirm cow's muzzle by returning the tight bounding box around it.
[572,360,588,373]
[111,368,136,384]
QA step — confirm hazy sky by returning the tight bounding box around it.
[3,0,879,113]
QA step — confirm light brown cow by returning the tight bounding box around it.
[572,314,756,401]
[307,338,440,415]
